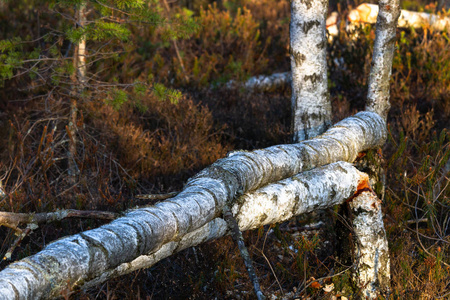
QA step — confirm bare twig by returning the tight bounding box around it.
[135,192,178,201]
[4,226,33,260]
[0,209,119,232]
[162,0,189,83]
[223,206,266,300]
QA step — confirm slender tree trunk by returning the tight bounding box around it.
[68,3,87,184]
[0,112,387,299]
[290,0,331,142]
[365,0,401,121]
[350,2,400,297]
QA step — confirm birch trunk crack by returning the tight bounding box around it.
[290,0,331,142]
[365,0,401,121]
[0,112,386,299]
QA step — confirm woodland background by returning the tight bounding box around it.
[0,0,449,298]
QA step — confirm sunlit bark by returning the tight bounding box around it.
[365,0,401,121]
[290,0,331,141]
[68,3,87,183]
[0,112,386,299]
[0,162,367,299]
[349,3,450,32]
[349,191,390,298]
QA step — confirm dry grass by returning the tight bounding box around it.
[0,0,448,299]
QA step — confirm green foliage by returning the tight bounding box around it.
[0,0,199,103]
[107,88,128,110]
[153,83,182,104]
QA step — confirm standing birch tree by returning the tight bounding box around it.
[290,0,331,141]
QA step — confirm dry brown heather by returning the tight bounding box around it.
[0,0,449,299]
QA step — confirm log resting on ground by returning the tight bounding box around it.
[348,3,450,31]
[0,111,387,299]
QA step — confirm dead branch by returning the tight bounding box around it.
[0,209,119,232]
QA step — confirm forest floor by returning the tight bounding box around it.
[0,0,449,299]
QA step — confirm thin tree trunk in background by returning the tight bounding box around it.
[290,0,331,142]
[365,0,401,121]
[68,3,87,184]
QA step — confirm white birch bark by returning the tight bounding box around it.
[76,3,87,87]
[68,3,87,183]
[290,0,331,142]
[349,4,450,32]
[228,72,291,92]
[0,112,386,299]
[349,191,390,299]
[0,162,367,298]
[365,0,400,121]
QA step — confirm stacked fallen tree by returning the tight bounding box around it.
[0,112,389,299]
[0,0,403,297]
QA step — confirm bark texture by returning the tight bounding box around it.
[0,111,386,299]
[0,162,365,298]
[365,0,401,120]
[290,0,331,142]
[349,191,390,298]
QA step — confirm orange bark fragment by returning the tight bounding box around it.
[347,173,376,203]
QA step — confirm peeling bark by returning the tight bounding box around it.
[290,0,331,142]
[0,111,386,299]
[349,191,390,298]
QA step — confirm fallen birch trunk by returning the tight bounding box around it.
[226,72,291,92]
[348,3,450,32]
[82,161,367,290]
[228,12,339,92]
[0,111,386,299]
[0,162,369,298]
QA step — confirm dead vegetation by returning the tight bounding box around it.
[0,0,449,299]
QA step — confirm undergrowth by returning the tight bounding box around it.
[0,0,448,299]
